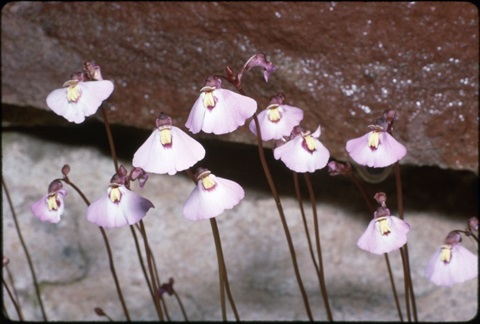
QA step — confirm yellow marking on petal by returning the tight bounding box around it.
[160,128,172,145]
[201,175,216,190]
[368,131,381,148]
[109,187,122,203]
[268,105,281,122]
[304,135,317,151]
[376,216,391,236]
[67,85,81,102]
[47,194,59,211]
[203,90,215,108]
[440,244,452,263]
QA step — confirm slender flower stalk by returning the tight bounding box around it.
[394,162,417,322]
[184,168,239,321]
[61,175,131,321]
[2,258,24,321]
[98,89,169,321]
[223,54,314,320]
[327,161,403,321]
[250,113,313,321]
[2,176,47,321]
[303,173,333,321]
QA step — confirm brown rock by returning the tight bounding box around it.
[1,2,478,171]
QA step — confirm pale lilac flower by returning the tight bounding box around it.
[249,93,304,141]
[133,113,205,175]
[183,168,245,221]
[357,207,410,255]
[346,123,406,168]
[86,184,154,228]
[31,180,67,224]
[273,125,330,173]
[185,76,257,135]
[46,72,114,124]
[425,231,478,287]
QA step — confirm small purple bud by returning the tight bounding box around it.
[61,164,71,176]
[468,216,478,231]
[118,165,128,177]
[94,307,106,316]
[445,231,462,245]
[155,113,173,128]
[194,167,210,181]
[203,75,222,88]
[48,180,63,193]
[374,192,387,206]
[268,93,285,105]
[374,206,390,218]
[384,109,396,124]
[243,53,277,83]
[327,161,352,176]
[70,72,85,82]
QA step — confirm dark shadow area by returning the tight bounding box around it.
[2,120,478,220]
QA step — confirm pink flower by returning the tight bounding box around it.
[133,113,205,175]
[273,125,330,173]
[86,184,154,228]
[185,76,257,135]
[425,232,478,287]
[46,72,114,124]
[31,181,67,224]
[183,168,245,221]
[249,94,304,141]
[357,207,410,255]
[346,124,406,168]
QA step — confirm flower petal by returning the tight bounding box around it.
[183,175,244,221]
[357,216,410,255]
[274,135,330,173]
[86,186,153,228]
[46,88,87,123]
[425,244,478,287]
[249,105,304,141]
[346,132,406,168]
[31,190,67,223]
[187,89,257,135]
[133,127,205,175]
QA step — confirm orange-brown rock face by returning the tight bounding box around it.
[2,2,478,171]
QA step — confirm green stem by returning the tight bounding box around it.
[2,176,47,321]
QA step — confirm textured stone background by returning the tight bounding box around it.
[2,1,479,322]
[2,129,478,321]
[1,1,478,171]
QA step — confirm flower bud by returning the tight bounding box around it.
[61,164,71,176]
[48,180,63,193]
[444,231,462,245]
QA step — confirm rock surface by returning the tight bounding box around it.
[1,2,478,172]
